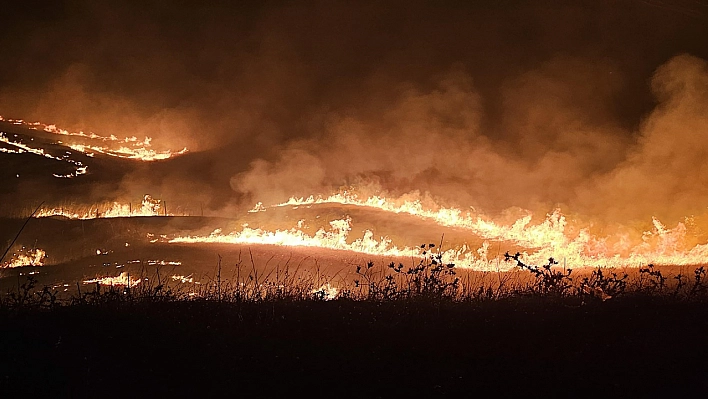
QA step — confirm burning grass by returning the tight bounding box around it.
[0,116,188,162]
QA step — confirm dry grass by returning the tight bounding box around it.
[3,245,708,311]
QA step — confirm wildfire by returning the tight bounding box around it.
[0,132,88,178]
[267,192,708,267]
[170,216,506,269]
[6,114,707,269]
[83,272,141,287]
[1,248,47,268]
[172,218,422,257]
[36,195,171,219]
[274,192,571,248]
[168,191,708,270]
[0,115,187,162]
[168,218,511,271]
[67,143,188,161]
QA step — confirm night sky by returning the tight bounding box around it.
[2,0,708,223]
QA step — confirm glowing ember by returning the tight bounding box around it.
[83,272,141,287]
[171,275,194,283]
[1,248,46,268]
[146,260,182,266]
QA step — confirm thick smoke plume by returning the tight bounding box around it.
[1,0,708,223]
[234,54,708,226]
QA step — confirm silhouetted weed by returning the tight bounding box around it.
[504,252,573,296]
[580,268,628,301]
[4,245,708,311]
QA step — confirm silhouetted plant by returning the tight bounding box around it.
[673,273,686,297]
[580,268,628,300]
[504,252,573,296]
[0,275,61,311]
[413,243,459,300]
[638,264,667,293]
[7,274,38,308]
[354,260,389,300]
[7,249,708,310]
[353,244,459,301]
[690,266,707,297]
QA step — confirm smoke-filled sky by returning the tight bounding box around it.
[2,0,708,223]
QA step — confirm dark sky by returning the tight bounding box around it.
[2,0,708,222]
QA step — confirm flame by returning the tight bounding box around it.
[145,260,182,266]
[83,272,141,287]
[171,274,195,284]
[5,115,707,270]
[275,192,572,248]
[171,217,422,258]
[36,195,171,219]
[312,283,339,300]
[0,132,88,178]
[269,192,708,267]
[0,115,187,162]
[67,143,188,161]
[171,191,708,270]
[1,248,46,268]
[169,217,506,270]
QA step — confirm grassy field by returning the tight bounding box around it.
[2,254,708,397]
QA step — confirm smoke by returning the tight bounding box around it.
[1,1,708,221]
[577,54,708,223]
[231,54,708,225]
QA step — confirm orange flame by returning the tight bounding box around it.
[0,132,88,177]
[204,191,708,269]
[36,195,170,219]
[0,115,187,162]
[171,217,421,257]
[83,272,141,287]
[1,248,46,268]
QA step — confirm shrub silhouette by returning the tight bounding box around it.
[355,244,459,301]
[5,245,708,310]
[580,268,628,301]
[504,252,573,296]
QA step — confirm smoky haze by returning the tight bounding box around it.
[1,0,708,223]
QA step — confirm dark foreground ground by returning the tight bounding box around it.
[2,297,708,398]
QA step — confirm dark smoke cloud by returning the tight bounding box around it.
[1,0,708,220]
